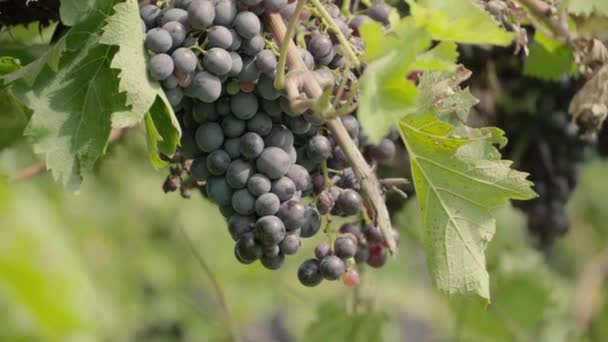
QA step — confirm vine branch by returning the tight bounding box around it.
[263,12,397,253]
[516,0,577,51]
[9,127,128,183]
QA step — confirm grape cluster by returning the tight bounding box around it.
[144,0,400,287]
[460,45,587,246]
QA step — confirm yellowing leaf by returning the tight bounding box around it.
[399,114,536,300]
[408,0,514,46]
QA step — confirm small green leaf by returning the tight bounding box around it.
[408,0,514,46]
[359,21,387,62]
[568,0,608,16]
[417,69,479,123]
[60,0,98,26]
[10,0,128,190]
[359,18,430,144]
[399,113,536,300]
[304,301,387,342]
[0,57,21,76]
[411,41,459,71]
[148,96,181,162]
[145,111,168,169]
[524,31,574,81]
[3,37,66,86]
[0,88,31,150]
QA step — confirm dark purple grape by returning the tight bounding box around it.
[232,188,256,215]
[223,138,241,159]
[277,200,307,230]
[162,21,187,49]
[207,149,231,175]
[190,156,210,181]
[306,135,332,163]
[226,159,254,189]
[233,11,261,39]
[300,206,321,238]
[354,243,369,263]
[240,132,265,159]
[228,214,255,241]
[254,215,286,246]
[263,0,287,12]
[248,173,272,196]
[195,122,224,152]
[208,25,234,49]
[145,28,172,53]
[320,255,345,280]
[235,232,263,262]
[308,33,332,59]
[187,71,222,103]
[255,49,277,75]
[159,8,188,27]
[334,189,362,216]
[206,176,234,206]
[214,0,237,26]
[172,47,197,74]
[264,125,294,151]
[255,192,281,216]
[189,0,216,29]
[271,177,296,202]
[247,112,273,136]
[367,2,392,25]
[363,224,384,244]
[256,147,292,179]
[298,259,323,287]
[203,48,232,76]
[334,236,357,259]
[286,164,311,192]
[314,242,331,260]
[140,5,161,28]
[279,234,301,254]
[230,92,259,120]
[228,51,243,76]
[261,253,285,269]
[221,115,246,138]
[148,53,174,81]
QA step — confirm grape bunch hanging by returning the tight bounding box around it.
[141,0,402,287]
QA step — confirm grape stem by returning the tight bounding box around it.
[9,127,128,183]
[274,0,307,90]
[264,12,397,254]
[308,0,361,69]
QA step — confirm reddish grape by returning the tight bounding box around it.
[342,268,361,288]
[367,244,387,268]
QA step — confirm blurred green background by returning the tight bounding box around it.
[1,123,608,342]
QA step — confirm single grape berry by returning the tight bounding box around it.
[367,2,392,25]
[256,147,292,179]
[247,112,273,136]
[271,177,296,202]
[228,214,255,241]
[363,224,384,244]
[189,0,216,29]
[145,28,172,53]
[300,206,321,238]
[235,232,263,262]
[255,75,281,101]
[298,259,323,287]
[334,189,362,216]
[140,5,161,28]
[320,255,346,280]
[172,47,197,74]
[308,33,332,59]
[230,92,259,120]
[286,164,312,192]
[221,115,246,138]
[354,243,369,264]
[261,253,285,270]
[248,174,272,196]
[254,215,286,246]
[208,25,234,49]
[242,35,265,56]
[277,200,307,230]
[228,51,244,76]
[341,268,361,288]
[233,11,261,39]
[187,71,222,103]
[339,223,361,239]
[192,102,218,123]
[255,192,281,216]
[264,125,294,151]
[190,156,210,181]
[223,138,241,159]
[255,49,277,76]
[232,188,256,215]
[306,135,332,163]
[334,236,358,259]
[226,159,254,189]
[366,244,387,268]
[279,234,301,255]
[148,53,174,80]
[159,8,188,27]
[239,132,265,159]
[206,176,234,206]
[203,48,233,76]
[162,21,187,49]
[195,122,224,152]
[263,245,280,257]
[316,189,336,215]
[314,242,331,260]
[214,0,237,26]
[207,149,231,175]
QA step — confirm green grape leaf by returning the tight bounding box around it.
[407,0,514,46]
[304,301,387,342]
[411,41,459,71]
[417,68,479,124]
[60,0,98,26]
[2,38,66,86]
[0,88,31,150]
[145,97,181,168]
[358,18,430,144]
[0,57,21,77]
[568,0,608,16]
[524,31,574,81]
[399,113,536,300]
[10,0,128,190]
[359,22,387,62]
[99,0,180,160]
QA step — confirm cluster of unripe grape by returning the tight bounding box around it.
[141,0,399,287]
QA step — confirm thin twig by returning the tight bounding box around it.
[264,12,397,253]
[516,0,577,50]
[274,0,307,90]
[9,127,128,183]
[178,226,240,342]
